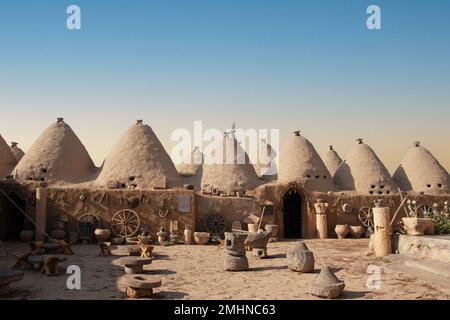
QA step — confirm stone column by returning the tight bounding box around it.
[35,187,48,241]
[373,206,391,257]
[314,202,329,239]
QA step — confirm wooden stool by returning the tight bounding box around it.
[55,240,74,255]
[140,245,154,258]
[99,242,112,256]
[41,256,64,276]
[12,252,33,270]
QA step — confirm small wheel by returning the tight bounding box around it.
[77,213,100,238]
[204,213,226,235]
[417,205,434,218]
[111,209,141,238]
[358,207,374,228]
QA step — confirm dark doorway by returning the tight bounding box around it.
[282,189,302,238]
[0,193,25,240]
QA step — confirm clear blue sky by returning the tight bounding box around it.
[1,0,449,171]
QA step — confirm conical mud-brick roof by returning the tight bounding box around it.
[323,145,342,177]
[0,134,17,177]
[96,120,181,189]
[201,132,261,194]
[10,142,25,163]
[176,147,203,190]
[252,139,278,179]
[393,142,450,194]
[334,139,397,195]
[278,131,334,192]
[14,118,96,184]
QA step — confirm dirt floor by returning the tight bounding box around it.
[1,239,450,300]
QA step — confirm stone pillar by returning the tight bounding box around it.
[314,202,329,239]
[35,187,48,241]
[373,206,391,257]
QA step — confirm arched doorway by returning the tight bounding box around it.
[282,188,302,238]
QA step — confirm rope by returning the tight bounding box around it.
[0,189,54,241]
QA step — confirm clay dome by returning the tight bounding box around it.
[278,131,334,192]
[334,139,398,195]
[201,132,262,194]
[0,134,17,178]
[10,142,25,163]
[393,142,450,195]
[96,120,181,189]
[252,139,278,179]
[323,145,342,177]
[14,118,96,184]
[176,147,204,190]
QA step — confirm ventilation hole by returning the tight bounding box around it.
[427,184,431,188]
[378,191,383,195]
[315,175,320,179]
[121,183,126,188]
[369,191,374,195]
[28,177,33,181]
[386,190,390,194]
[130,184,137,189]
[306,175,311,178]
[380,185,385,189]
[438,184,443,188]
[39,177,46,182]
[129,176,135,181]
[371,185,376,189]
[323,176,327,179]
[41,168,48,173]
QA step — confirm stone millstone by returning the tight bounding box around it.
[223,255,249,271]
[120,274,162,289]
[286,241,314,273]
[245,231,272,249]
[120,274,162,299]
[309,266,345,299]
[115,257,152,274]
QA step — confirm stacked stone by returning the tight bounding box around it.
[223,232,249,271]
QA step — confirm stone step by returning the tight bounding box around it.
[405,260,450,278]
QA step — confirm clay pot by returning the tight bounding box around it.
[194,232,210,245]
[19,230,35,242]
[402,218,434,236]
[264,224,279,241]
[247,224,259,233]
[156,228,169,244]
[94,229,111,243]
[349,225,365,239]
[334,224,349,239]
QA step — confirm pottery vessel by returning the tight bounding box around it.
[94,229,111,243]
[247,223,259,233]
[402,218,434,236]
[194,232,210,245]
[264,224,279,241]
[349,225,365,238]
[19,230,35,242]
[335,224,349,239]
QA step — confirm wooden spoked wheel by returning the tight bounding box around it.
[358,207,374,228]
[416,205,434,218]
[204,213,226,235]
[77,213,100,238]
[111,209,141,238]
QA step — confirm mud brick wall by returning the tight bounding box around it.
[43,187,196,238]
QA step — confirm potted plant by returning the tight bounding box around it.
[402,200,434,236]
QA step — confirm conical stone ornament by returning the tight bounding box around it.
[309,266,345,299]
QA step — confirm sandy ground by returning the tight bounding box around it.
[1,239,450,300]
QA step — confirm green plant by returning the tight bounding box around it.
[424,202,450,234]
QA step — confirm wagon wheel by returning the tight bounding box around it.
[358,207,374,228]
[111,209,141,238]
[204,213,226,235]
[416,205,434,218]
[77,213,100,238]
